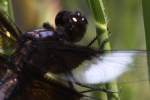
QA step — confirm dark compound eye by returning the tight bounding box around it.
[55,10,71,27]
[55,10,88,43]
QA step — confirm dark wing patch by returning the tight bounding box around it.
[29,41,100,74]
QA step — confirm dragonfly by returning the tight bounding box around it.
[0,9,149,100]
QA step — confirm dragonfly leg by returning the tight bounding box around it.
[64,72,75,88]
[87,31,111,49]
[87,35,99,47]
[75,82,116,93]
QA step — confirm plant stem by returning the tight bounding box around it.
[0,0,8,12]
[87,0,120,100]
[7,0,15,21]
[142,0,150,83]
[0,0,14,17]
[0,0,15,54]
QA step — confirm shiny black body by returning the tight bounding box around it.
[0,10,100,100]
[14,28,98,74]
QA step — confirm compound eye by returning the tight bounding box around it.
[55,10,71,26]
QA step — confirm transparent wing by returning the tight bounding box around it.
[116,51,149,83]
[101,50,148,83]
[71,51,148,84]
[108,51,150,100]
[71,51,150,100]
[49,50,149,85]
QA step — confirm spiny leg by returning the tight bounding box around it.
[75,82,116,94]
[87,28,111,49]
[87,35,99,47]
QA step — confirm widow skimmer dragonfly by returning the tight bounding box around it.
[0,9,148,100]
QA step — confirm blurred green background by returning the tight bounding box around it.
[1,0,149,100]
